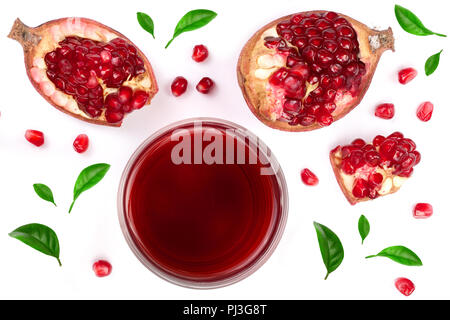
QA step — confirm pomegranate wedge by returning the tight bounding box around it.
[8,18,158,126]
[237,11,394,131]
[330,132,420,205]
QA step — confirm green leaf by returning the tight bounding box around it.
[165,9,217,48]
[366,245,423,266]
[33,183,56,206]
[69,163,110,213]
[313,222,344,280]
[394,5,447,37]
[9,223,61,266]
[425,50,443,76]
[358,215,370,245]
[137,12,155,39]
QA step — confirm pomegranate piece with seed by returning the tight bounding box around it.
[375,103,395,119]
[413,203,433,219]
[171,76,188,97]
[8,18,158,126]
[73,134,89,153]
[398,68,417,85]
[196,77,215,94]
[417,101,433,122]
[395,278,415,296]
[237,11,394,132]
[301,168,319,186]
[192,44,209,62]
[93,260,112,277]
[330,132,420,205]
[25,129,44,147]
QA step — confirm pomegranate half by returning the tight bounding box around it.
[8,18,158,126]
[330,132,420,205]
[237,11,394,131]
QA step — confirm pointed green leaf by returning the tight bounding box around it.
[137,12,155,39]
[425,50,443,76]
[33,183,56,206]
[69,163,110,213]
[358,215,370,245]
[165,9,217,48]
[9,223,61,266]
[366,245,422,266]
[314,222,344,280]
[395,5,446,37]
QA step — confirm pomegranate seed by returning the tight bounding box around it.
[196,77,215,94]
[352,179,369,198]
[395,278,415,296]
[73,134,89,153]
[117,86,133,104]
[372,135,386,147]
[130,91,149,110]
[416,102,433,122]
[375,103,395,119]
[351,138,365,147]
[413,203,433,219]
[341,159,355,175]
[301,168,319,186]
[192,44,209,62]
[105,93,122,111]
[105,110,124,123]
[93,260,112,277]
[25,130,44,147]
[171,76,188,97]
[368,172,384,186]
[398,68,418,85]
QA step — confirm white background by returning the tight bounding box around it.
[0,0,448,300]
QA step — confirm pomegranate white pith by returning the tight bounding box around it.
[237,11,394,131]
[8,18,158,126]
[330,132,420,205]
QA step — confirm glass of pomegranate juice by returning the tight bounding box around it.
[118,118,288,288]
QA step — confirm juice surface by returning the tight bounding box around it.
[124,122,283,282]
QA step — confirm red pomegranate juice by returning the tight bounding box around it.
[122,121,285,284]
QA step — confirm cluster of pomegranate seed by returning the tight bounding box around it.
[44,36,149,123]
[395,277,415,296]
[413,203,433,219]
[192,44,209,62]
[171,77,215,96]
[171,45,214,97]
[301,168,319,186]
[92,259,112,277]
[339,132,420,199]
[263,11,366,127]
[398,68,418,85]
[25,129,44,147]
[375,103,395,119]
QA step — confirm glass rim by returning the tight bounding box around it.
[117,117,289,289]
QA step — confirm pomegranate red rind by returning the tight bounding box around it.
[8,18,158,127]
[330,133,420,205]
[237,11,394,132]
